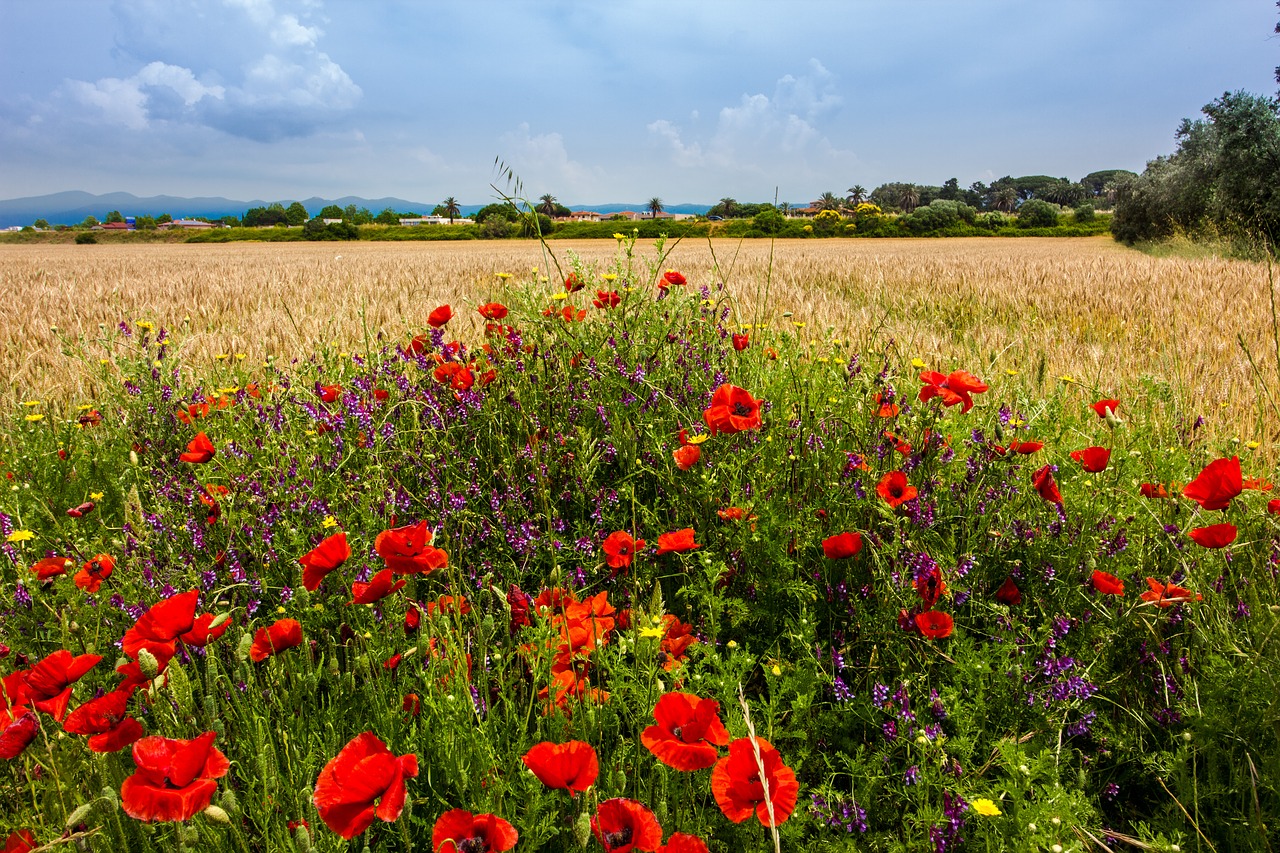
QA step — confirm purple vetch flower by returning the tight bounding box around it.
[903,765,920,786]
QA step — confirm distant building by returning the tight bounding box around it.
[567,211,601,222]
[158,219,214,230]
[398,216,469,226]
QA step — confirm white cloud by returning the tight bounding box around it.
[58,0,359,140]
[497,123,605,197]
[648,59,855,180]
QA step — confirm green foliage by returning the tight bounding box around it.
[475,203,519,224]
[1073,203,1096,223]
[73,231,96,244]
[302,217,359,240]
[318,204,344,220]
[104,210,125,224]
[752,207,785,234]
[1113,90,1280,251]
[33,219,49,229]
[285,202,310,226]
[1017,199,1060,228]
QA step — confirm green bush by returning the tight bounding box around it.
[1017,199,1060,228]
[74,232,97,244]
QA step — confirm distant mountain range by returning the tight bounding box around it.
[0,191,713,227]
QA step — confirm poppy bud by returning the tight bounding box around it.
[1104,408,1123,430]
[65,803,94,829]
[236,633,253,662]
[137,647,160,679]
[573,812,593,849]
[294,825,313,853]
[102,785,119,808]
[203,805,231,826]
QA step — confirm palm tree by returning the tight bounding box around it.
[816,192,842,212]
[846,185,867,207]
[898,185,921,213]
[993,186,1018,213]
[442,196,461,224]
[779,202,792,217]
[718,197,739,218]
[537,194,557,217]
[647,197,664,219]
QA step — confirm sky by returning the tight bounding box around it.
[0,0,1276,207]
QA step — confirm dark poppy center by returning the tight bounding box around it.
[604,827,633,848]
[732,402,754,417]
[671,725,684,739]
[459,837,486,853]
[890,483,904,498]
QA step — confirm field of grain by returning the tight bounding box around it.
[2,236,1275,442]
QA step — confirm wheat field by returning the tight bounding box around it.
[2,236,1275,443]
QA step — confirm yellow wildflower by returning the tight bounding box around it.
[24,414,44,422]
[322,515,338,529]
[6,530,35,543]
[971,798,1002,817]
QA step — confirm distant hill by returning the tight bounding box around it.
[0,191,714,227]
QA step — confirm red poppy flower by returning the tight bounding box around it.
[1140,483,1169,499]
[915,610,954,639]
[30,556,73,582]
[662,270,687,287]
[672,444,701,470]
[822,532,863,559]
[1,671,27,719]
[120,731,230,822]
[375,521,449,575]
[603,531,645,570]
[641,692,730,771]
[66,500,96,518]
[717,507,747,522]
[1032,465,1063,504]
[1091,570,1125,595]
[1269,498,1280,515]
[179,612,230,647]
[300,532,352,591]
[0,712,39,760]
[1070,446,1110,473]
[657,835,709,853]
[313,732,419,839]
[318,384,342,404]
[63,690,144,753]
[873,392,899,418]
[1188,523,1237,549]
[1091,399,1120,418]
[591,289,621,309]
[731,333,749,351]
[655,528,699,555]
[478,303,508,321]
[703,384,763,435]
[23,650,102,721]
[350,569,407,605]
[2,831,35,853]
[1008,440,1043,454]
[179,432,216,464]
[1243,477,1273,491]
[876,471,917,508]
[249,619,303,662]
[995,576,1022,605]
[403,334,430,357]
[428,305,453,328]
[918,370,989,413]
[711,737,799,827]
[1181,456,1243,511]
[522,740,599,793]
[123,590,199,661]
[1140,577,1201,607]
[591,798,663,853]
[431,809,518,853]
[73,554,114,594]
[433,362,475,391]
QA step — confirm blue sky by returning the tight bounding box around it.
[0,0,1275,206]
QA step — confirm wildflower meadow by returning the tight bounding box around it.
[1,233,1278,853]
